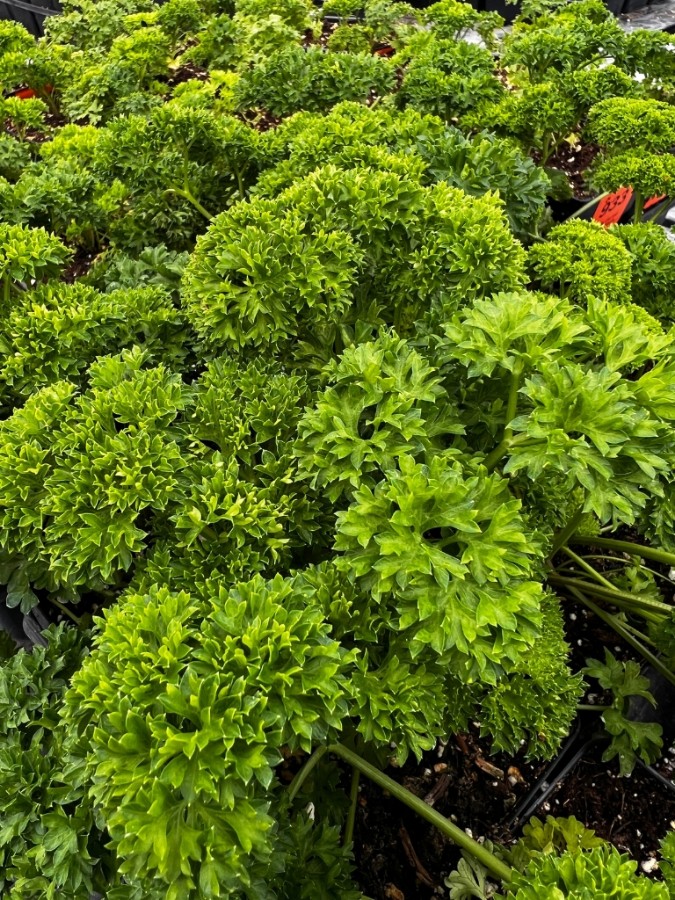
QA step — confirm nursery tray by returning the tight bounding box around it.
[619,0,675,31]
[0,0,59,37]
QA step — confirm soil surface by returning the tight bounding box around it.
[536,753,675,868]
[61,246,99,283]
[532,141,600,200]
[351,584,675,898]
[353,730,543,899]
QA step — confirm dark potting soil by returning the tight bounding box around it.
[162,62,210,89]
[238,108,283,132]
[351,579,675,898]
[352,730,548,899]
[533,142,601,200]
[351,724,675,898]
[534,753,675,868]
[61,246,99,283]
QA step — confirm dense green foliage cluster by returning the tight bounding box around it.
[2,0,675,896]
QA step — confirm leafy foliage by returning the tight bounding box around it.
[235,46,396,118]
[0,350,317,604]
[183,165,525,358]
[587,98,675,155]
[472,593,583,758]
[528,219,632,305]
[398,34,503,122]
[612,223,675,324]
[0,0,673,896]
[93,105,261,249]
[64,574,352,898]
[0,624,113,898]
[504,844,668,899]
[0,282,186,405]
[502,0,625,82]
[587,97,675,217]
[254,102,549,237]
[500,816,667,899]
[0,223,70,297]
[660,830,675,895]
[584,650,662,775]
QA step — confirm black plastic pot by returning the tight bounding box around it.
[483,0,520,21]
[548,196,598,222]
[0,0,60,37]
[549,192,636,224]
[466,0,626,16]
[622,0,648,12]
[643,196,673,226]
[510,665,675,830]
[0,589,49,649]
[548,190,675,226]
[508,717,602,829]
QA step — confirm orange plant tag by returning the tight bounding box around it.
[593,187,633,225]
[644,194,667,210]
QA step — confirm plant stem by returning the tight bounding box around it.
[569,535,675,568]
[540,133,551,167]
[633,191,645,224]
[548,574,671,615]
[3,276,10,305]
[549,506,585,556]
[343,766,360,848]
[483,431,531,473]
[503,363,522,444]
[40,87,59,117]
[328,742,513,884]
[621,620,657,647]
[568,587,675,688]
[484,437,511,472]
[559,546,617,591]
[577,704,611,711]
[235,168,246,202]
[182,183,214,221]
[48,596,82,626]
[566,191,610,221]
[288,745,328,802]
[166,186,214,221]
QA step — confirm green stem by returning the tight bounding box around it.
[234,168,246,203]
[573,554,628,566]
[182,182,214,221]
[577,704,611,711]
[483,432,531,473]
[548,574,671,615]
[503,363,522,444]
[566,191,610,221]
[48,597,82,626]
[559,546,618,592]
[288,745,328,803]
[343,766,360,848]
[484,437,511,472]
[40,87,59,117]
[328,743,513,884]
[540,133,551,167]
[3,276,10,305]
[549,506,585,557]
[575,555,673,587]
[568,587,675,688]
[633,191,645,224]
[166,186,214,222]
[621,620,657,647]
[569,535,675,568]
